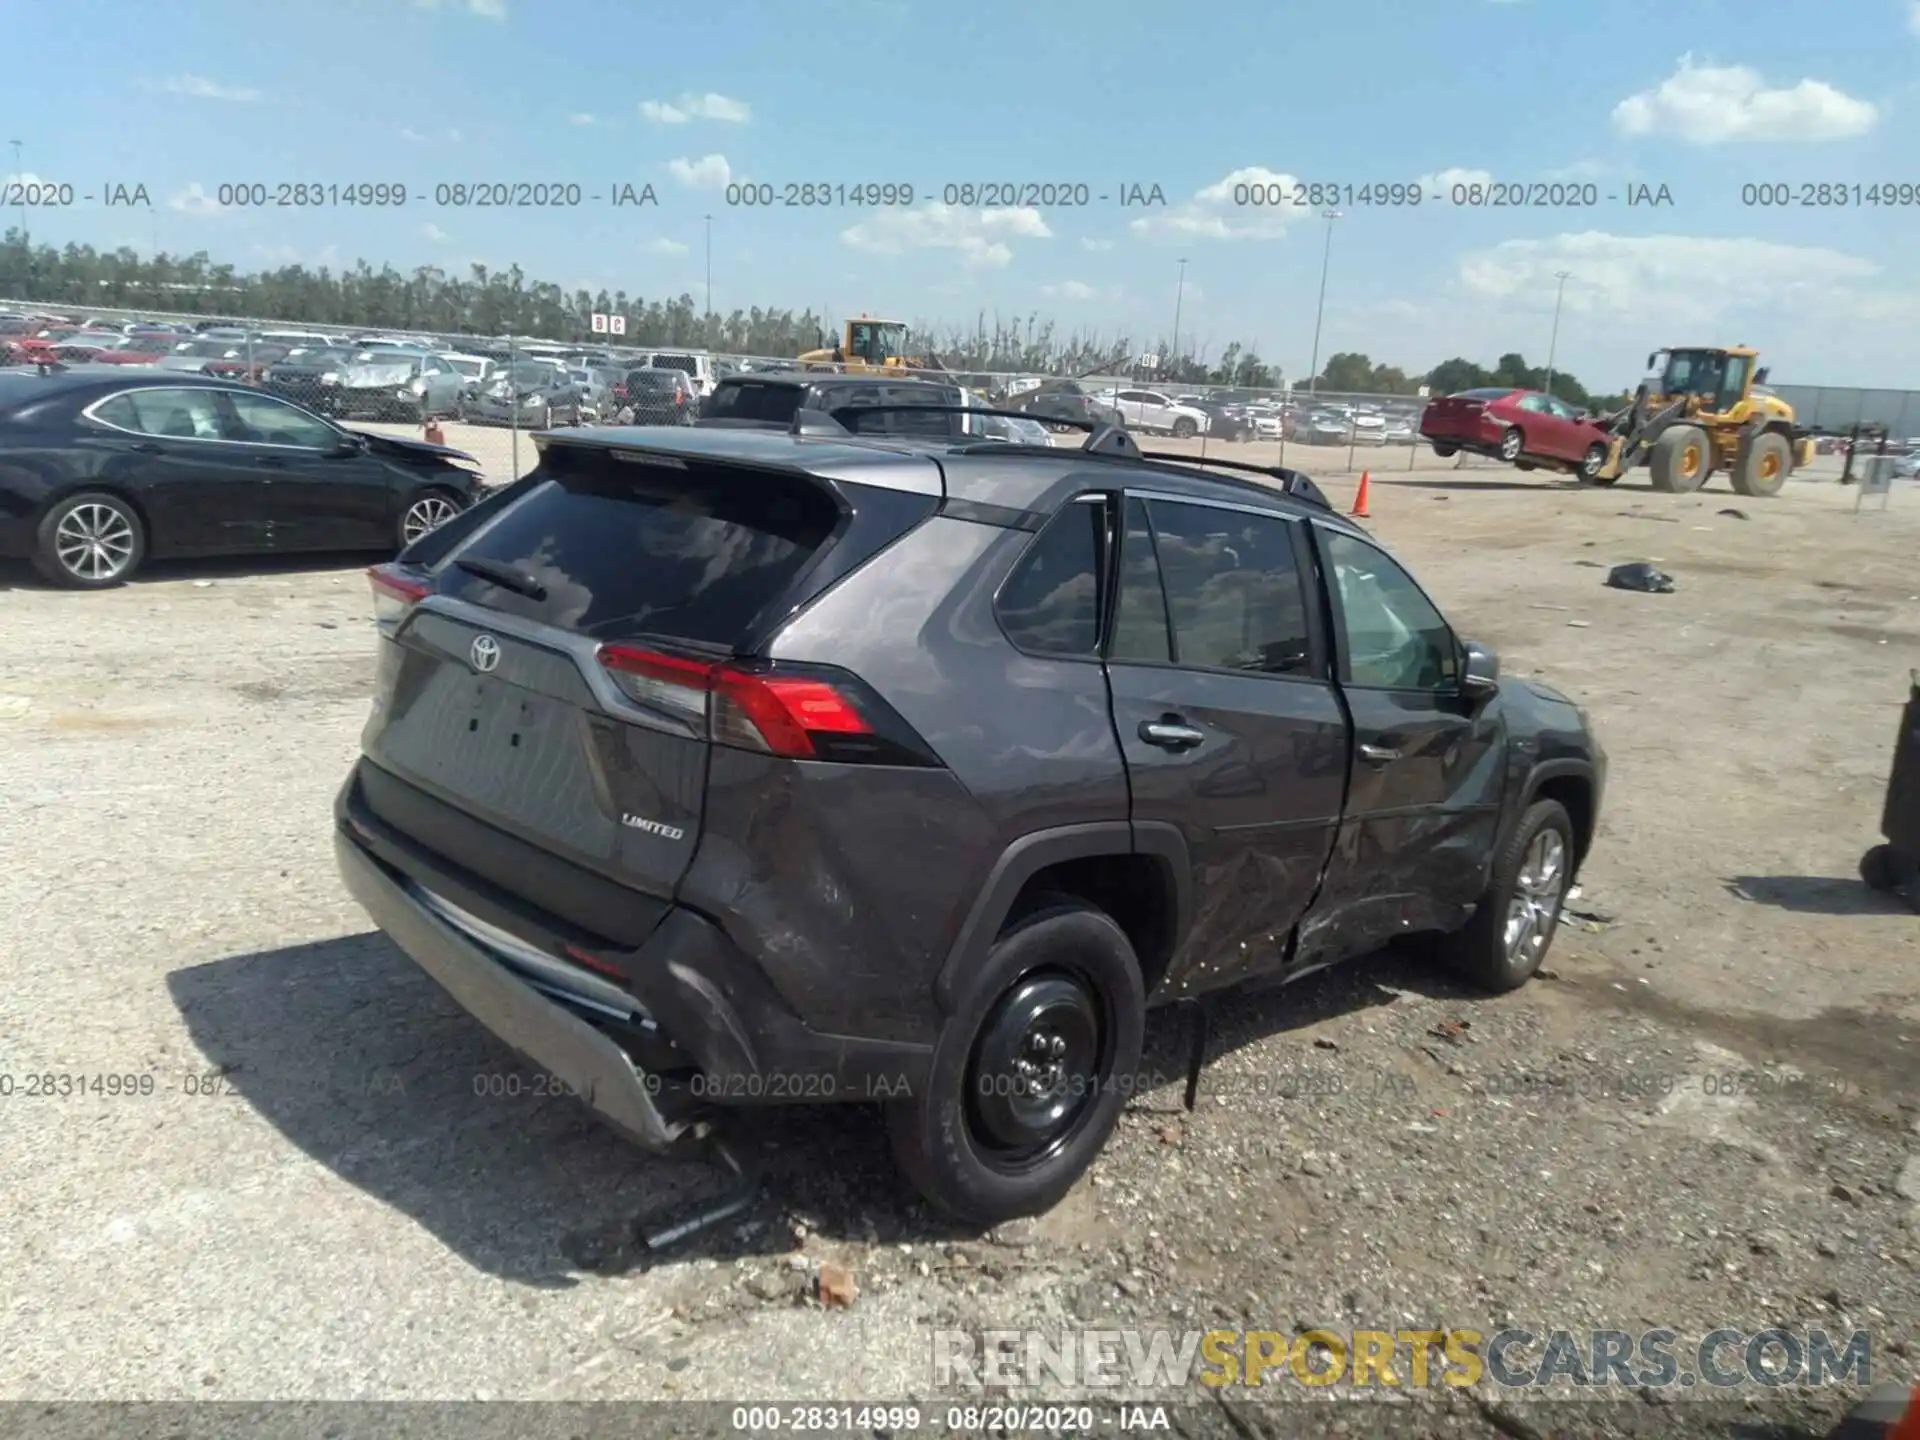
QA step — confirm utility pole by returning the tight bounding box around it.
[1306,209,1341,396]
[1170,258,1187,378]
[704,214,713,320]
[8,140,23,240]
[1544,270,1572,400]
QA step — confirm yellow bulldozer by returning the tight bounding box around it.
[1590,345,1815,497]
[797,316,948,376]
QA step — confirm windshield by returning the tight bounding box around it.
[354,350,419,368]
[846,322,909,363]
[502,362,560,386]
[447,359,488,377]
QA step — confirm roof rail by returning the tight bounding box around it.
[1132,449,1333,510]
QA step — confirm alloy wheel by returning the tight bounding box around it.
[1503,829,1568,967]
[401,494,459,544]
[54,502,136,582]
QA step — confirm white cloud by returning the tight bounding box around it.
[1130,167,1305,240]
[646,237,690,255]
[1080,238,1114,252]
[569,113,597,126]
[159,74,262,103]
[421,222,450,242]
[1543,158,1614,181]
[1911,0,1920,35]
[640,92,751,125]
[1611,55,1877,143]
[1042,280,1102,301]
[667,154,732,189]
[1458,231,1881,328]
[399,128,427,143]
[413,0,506,16]
[3,171,56,191]
[840,203,1052,269]
[1418,167,1495,199]
[168,184,226,217]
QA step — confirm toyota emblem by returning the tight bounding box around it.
[469,634,501,672]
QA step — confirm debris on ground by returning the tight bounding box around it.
[1430,1019,1473,1044]
[1606,562,1675,593]
[1617,511,1681,524]
[1718,508,1749,520]
[1567,620,1591,628]
[816,1263,859,1308]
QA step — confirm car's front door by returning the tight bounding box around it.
[84,386,274,555]
[1294,524,1505,969]
[218,390,392,550]
[1104,490,1348,994]
[1517,393,1577,460]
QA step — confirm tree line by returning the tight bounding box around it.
[1,230,1625,405]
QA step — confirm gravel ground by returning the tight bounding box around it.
[2,447,1917,1438]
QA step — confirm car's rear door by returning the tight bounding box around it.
[354,443,865,945]
[1103,489,1348,993]
[84,386,274,554]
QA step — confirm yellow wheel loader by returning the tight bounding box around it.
[1590,346,1815,498]
[797,317,949,376]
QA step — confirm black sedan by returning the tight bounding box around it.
[0,367,486,588]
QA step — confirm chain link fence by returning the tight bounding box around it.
[5,294,1878,486]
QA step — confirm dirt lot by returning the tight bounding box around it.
[1,436,1916,1434]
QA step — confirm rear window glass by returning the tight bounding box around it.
[433,460,839,644]
[703,381,804,423]
[627,370,684,391]
[830,384,964,437]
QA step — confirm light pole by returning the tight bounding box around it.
[1305,209,1341,396]
[8,140,23,239]
[704,214,713,320]
[1544,270,1572,400]
[1170,258,1187,377]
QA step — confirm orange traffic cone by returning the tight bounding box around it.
[1350,471,1371,518]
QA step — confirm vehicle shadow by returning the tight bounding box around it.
[1723,874,1907,916]
[166,931,1489,1287]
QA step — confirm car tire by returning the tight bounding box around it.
[1171,417,1198,439]
[1859,843,1916,892]
[1649,424,1711,493]
[1731,431,1791,499]
[1437,798,1575,993]
[33,490,148,589]
[397,487,465,549]
[1579,442,1610,482]
[886,898,1145,1225]
[1497,427,1525,463]
[1431,441,1458,458]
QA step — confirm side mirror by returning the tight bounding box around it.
[1753,367,1769,385]
[331,432,364,457]
[1646,352,1657,371]
[1461,639,1500,698]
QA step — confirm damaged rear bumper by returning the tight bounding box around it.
[335,827,695,1151]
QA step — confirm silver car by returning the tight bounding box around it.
[467,360,585,429]
[330,349,465,422]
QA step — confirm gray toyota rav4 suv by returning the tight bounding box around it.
[334,410,1605,1224]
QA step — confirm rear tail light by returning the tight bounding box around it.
[368,562,430,632]
[596,644,938,766]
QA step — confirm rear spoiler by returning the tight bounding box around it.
[808,403,1335,511]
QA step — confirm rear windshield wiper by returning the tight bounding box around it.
[454,556,547,601]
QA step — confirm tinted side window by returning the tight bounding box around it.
[1320,529,1458,690]
[996,496,1106,657]
[702,381,802,423]
[1146,500,1311,674]
[1109,496,1172,663]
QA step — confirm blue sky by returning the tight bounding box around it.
[6,0,1919,386]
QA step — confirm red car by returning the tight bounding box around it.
[1419,387,1614,479]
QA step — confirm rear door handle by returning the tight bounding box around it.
[1139,719,1205,750]
[1358,742,1401,763]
